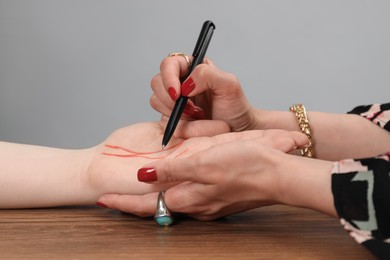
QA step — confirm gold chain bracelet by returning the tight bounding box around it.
[290,104,314,158]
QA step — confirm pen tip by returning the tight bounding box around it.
[162,145,166,150]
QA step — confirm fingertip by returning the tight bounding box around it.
[181,77,196,97]
[97,193,119,209]
[192,106,206,120]
[138,167,158,182]
[293,131,310,147]
[96,200,108,208]
[203,57,215,66]
[168,87,178,101]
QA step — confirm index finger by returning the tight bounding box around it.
[160,55,192,97]
[98,193,158,217]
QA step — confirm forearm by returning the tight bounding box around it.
[275,155,338,217]
[0,141,94,208]
[252,108,390,160]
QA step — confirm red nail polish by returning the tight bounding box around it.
[183,103,195,116]
[192,107,206,119]
[168,87,178,101]
[96,202,107,208]
[181,77,196,96]
[138,167,157,182]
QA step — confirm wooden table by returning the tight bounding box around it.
[0,205,374,259]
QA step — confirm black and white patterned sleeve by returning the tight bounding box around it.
[331,103,390,259]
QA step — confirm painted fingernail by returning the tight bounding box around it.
[137,167,157,182]
[181,77,196,96]
[168,87,178,101]
[96,202,107,208]
[192,107,205,119]
[183,103,195,116]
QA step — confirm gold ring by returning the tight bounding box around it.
[168,52,191,69]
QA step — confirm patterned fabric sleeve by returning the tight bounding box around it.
[348,103,390,131]
[331,103,390,259]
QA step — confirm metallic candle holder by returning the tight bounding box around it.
[155,191,174,226]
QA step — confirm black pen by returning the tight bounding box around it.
[162,20,216,148]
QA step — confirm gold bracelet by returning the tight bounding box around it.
[290,104,314,158]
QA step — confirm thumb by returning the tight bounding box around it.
[138,155,201,184]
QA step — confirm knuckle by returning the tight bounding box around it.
[149,95,158,109]
[194,63,209,78]
[164,162,176,183]
[150,76,160,91]
[225,73,242,94]
[226,72,240,85]
[159,57,170,71]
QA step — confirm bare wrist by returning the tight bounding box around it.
[250,108,299,131]
[277,155,337,217]
[248,107,267,130]
[71,147,97,205]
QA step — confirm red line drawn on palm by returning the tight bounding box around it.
[102,140,188,160]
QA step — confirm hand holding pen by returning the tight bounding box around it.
[162,20,216,147]
[152,21,256,145]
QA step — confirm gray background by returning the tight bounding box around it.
[1,0,389,148]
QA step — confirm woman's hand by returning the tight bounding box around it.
[84,119,230,201]
[150,56,259,131]
[96,129,329,220]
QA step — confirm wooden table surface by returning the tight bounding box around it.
[0,205,374,259]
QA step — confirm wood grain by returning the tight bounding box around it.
[0,205,374,259]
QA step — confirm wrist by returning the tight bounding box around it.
[247,107,267,130]
[276,155,337,217]
[250,108,299,131]
[70,147,97,205]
